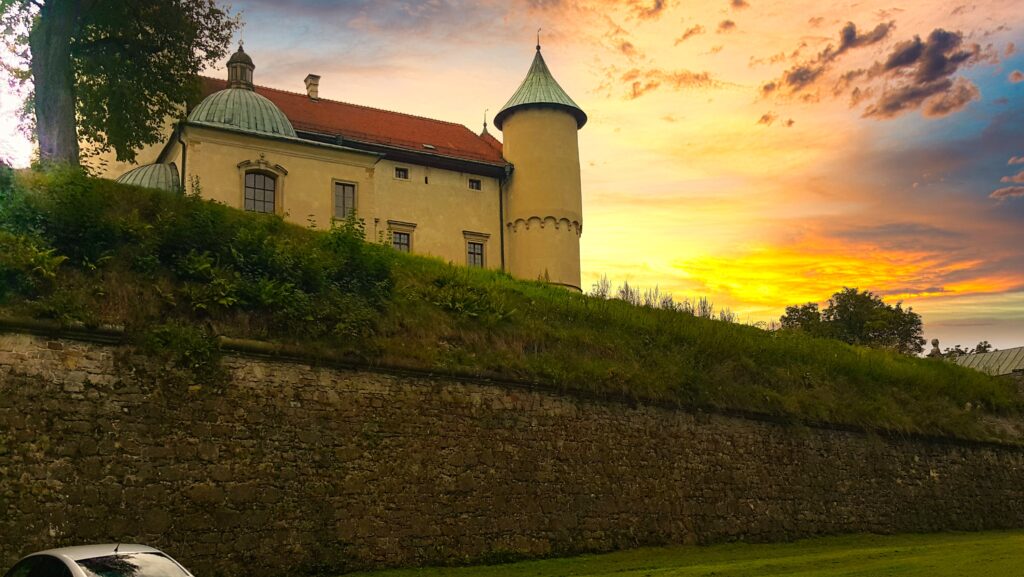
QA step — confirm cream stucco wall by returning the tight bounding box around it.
[371,159,501,270]
[501,107,583,290]
[179,125,502,270]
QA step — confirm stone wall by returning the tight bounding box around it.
[2,331,1024,576]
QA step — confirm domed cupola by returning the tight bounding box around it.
[187,45,297,138]
[226,44,255,89]
[116,163,180,191]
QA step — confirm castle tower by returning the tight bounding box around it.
[494,43,587,290]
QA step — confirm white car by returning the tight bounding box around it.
[2,545,194,577]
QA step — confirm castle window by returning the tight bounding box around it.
[463,230,490,269]
[468,178,482,191]
[467,241,484,268]
[388,220,416,253]
[244,171,276,213]
[392,231,411,253]
[394,167,409,180]
[334,181,356,219]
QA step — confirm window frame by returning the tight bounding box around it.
[236,155,288,215]
[332,180,358,220]
[468,178,482,191]
[467,241,484,268]
[243,170,278,214]
[394,166,410,180]
[463,230,490,269]
[388,220,417,253]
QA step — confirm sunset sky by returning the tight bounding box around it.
[2,0,1022,349]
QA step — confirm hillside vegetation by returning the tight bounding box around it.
[0,168,1020,441]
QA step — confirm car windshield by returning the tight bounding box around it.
[75,554,189,577]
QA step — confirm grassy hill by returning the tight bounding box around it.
[1,167,1020,441]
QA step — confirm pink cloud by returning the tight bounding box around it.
[1010,70,1024,83]
[1001,170,1024,183]
[990,186,1024,200]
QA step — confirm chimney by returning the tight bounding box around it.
[304,74,320,99]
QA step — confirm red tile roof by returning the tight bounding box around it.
[480,129,503,154]
[200,77,505,165]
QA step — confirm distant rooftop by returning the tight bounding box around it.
[954,346,1024,376]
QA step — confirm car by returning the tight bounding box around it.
[2,544,195,577]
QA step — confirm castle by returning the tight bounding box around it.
[102,43,587,290]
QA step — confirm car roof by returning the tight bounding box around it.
[29,544,164,561]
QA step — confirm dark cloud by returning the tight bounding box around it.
[882,29,978,83]
[808,16,825,28]
[784,118,795,127]
[674,25,705,45]
[731,0,749,9]
[631,0,667,20]
[784,64,825,90]
[835,21,894,56]
[757,112,777,125]
[764,23,991,121]
[618,41,639,57]
[921,78,980,118]
[864,29,983,119]
[1002,170,1024,184]
[1007,43,1017,57]
[774,22,893,93]
[864,79,954,118]
[717,20,736,33]
[1011,70,1024,84]
[990,186,1024,200]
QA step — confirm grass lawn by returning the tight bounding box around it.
[345,531,1024,577]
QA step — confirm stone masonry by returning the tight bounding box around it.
[1,332,1024,576]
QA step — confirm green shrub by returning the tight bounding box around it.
[140,323,224,385]
[0,231,67,300]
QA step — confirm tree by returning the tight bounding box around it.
[780,288,926,355]
[937,340,996,358]
[1,0,239,165]
[780,302,822,331]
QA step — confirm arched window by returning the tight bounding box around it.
[244,171,276,213]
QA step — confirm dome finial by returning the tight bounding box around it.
[483,108,489,133]
[536,28,541,51]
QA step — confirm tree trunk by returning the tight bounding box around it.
[29,0,81,165]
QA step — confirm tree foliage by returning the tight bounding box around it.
[1,0,239,164]
[781,288,926,355]
[933,340,995,358]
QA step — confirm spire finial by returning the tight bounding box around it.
[483,108,489,132]
[536,28,541,51]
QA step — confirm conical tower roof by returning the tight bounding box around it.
[493,47,587,130]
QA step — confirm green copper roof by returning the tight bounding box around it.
[116,163,180,191]
[493,48,587,130]
[187,88,296,138]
